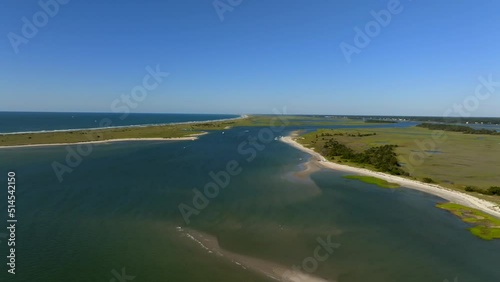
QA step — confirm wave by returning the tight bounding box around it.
[0,115,248,135]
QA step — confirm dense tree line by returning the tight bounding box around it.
[321,139,408,176]
[417,123,500,135]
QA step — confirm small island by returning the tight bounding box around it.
[343,175,400,189]
[437,203,500,240]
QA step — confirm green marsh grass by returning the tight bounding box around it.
[344,175,400,189]
[437,203,500,240]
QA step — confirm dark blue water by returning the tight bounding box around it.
[1,124,499,281]
[0,112,240,134]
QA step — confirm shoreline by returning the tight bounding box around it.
[0,132,208,149]
[0,114,248,136]
[280,136,500,219]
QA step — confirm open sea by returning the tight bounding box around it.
[0,112,240,134]
[0,113,499,282]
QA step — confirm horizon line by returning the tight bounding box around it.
[1,110,500,119]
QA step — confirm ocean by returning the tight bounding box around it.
[0,112,240,134]
[0,115,499,282]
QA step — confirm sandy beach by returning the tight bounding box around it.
[280,136,500,219]
[0,114,249,136]
[0,132,208,149]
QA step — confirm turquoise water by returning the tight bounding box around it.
[0,126,499,281]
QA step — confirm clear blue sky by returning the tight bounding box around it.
[1,0,499,116]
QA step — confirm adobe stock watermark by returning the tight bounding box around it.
[178,108,289,224]
[7,0,70,54]
[51,65,169,183]
[400,74,499,174]
[281,235,340,281]
[109,267,135,282]
[213,0,243,22]
[339,0,404,63]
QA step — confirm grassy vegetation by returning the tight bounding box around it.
[436,203,500,240]
[232,115,388,127]
[298,127,500,203]
[0,115,379,147]
[344,175,400,189]
[0,124,203,146]
[0,116,265,146]
[0,119,244,146]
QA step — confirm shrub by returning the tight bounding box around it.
[464,186,477,192]
[486,186,500,195]
[422,177,434,183]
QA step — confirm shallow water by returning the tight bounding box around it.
[0,126,499,282]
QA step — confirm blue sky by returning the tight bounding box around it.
[1,0,499,116]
